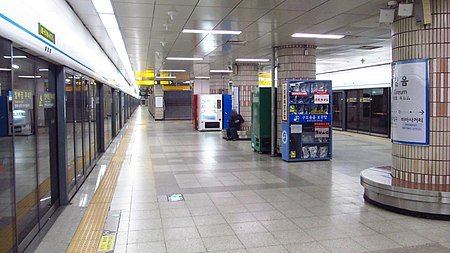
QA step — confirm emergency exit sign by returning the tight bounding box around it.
[38,23,55,44]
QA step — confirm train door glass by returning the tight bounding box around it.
[34,60,57,221]
[371,88,389,135]
[74,74,84,182]
[65,73,76,194]
[346,90,359,131]
[12,48,57,247]
[12,53,39,244]
[90,81,97,161]
[81,77,90,170]
[104,86,112,146]
[114,90,119,136]
[332,92,344,128]
[359,89,372,132]
[0,37,16,253]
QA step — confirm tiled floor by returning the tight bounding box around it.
[36,107,450,253]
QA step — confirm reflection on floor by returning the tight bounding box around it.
[37,107,450,253]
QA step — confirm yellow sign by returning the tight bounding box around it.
[98,234,116,252]
[258,72,272,87]
[163,85,191,91]
[136,80,155,86]
[38,23,55,44]
[135,70,154,78]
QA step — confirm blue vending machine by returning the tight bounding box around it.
[222,94,232,129]
[281,80,332,161]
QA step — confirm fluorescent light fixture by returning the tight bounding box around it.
[183,29,242,35]
[291,33,344,39]
[183,81,191,84]
[160,69,186,72]
[12,64,19,69]
[18,75,41,79]
[91,0,114,14]
[0,68,12,71]
[38,68,48,72]
[4,55,27,59]
[166,57,203,61]
[99,14,119,29]
[155,76,176,79]
[210,70,233,73]
[65,78,71,82]
[194,76,210,79]
[235,58,270,62]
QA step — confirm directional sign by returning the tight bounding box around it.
[391,59,429,145]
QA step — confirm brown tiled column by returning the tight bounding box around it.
[209,75,229,94]
[276,44,317,153]
[232,63,259,132]
[391,0,450,184]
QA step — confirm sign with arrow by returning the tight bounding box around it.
[391,59,429,145]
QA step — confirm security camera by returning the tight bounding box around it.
[227,65,233,71]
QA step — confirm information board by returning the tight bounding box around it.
[391,59,429,145]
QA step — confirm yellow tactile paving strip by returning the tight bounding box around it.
[67,126,132,253]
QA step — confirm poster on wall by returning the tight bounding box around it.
[391,59,429,145]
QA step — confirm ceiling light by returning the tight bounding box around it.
[160,70,186,72]
[99,14,119,29]
[12,64,19,69]
[155,76,176,79]
[166,57,203,61]
[210,70,233,73]
[0,68,12,71]
[38,68,48,72]
[91,0,114,14]
[183,29,242,35]
[18,75,41,79]
[4,56,27,59]
[194,76,210,79]
[235,58,270,62]
[291,33,344,39]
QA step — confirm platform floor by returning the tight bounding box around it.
[35,106,450,253]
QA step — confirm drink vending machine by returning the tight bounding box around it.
[198,94,223,131]
[281,80,332,161]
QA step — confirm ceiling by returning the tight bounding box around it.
[67,0,392,80]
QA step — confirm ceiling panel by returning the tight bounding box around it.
[70,0,394,77]
[117,17,152,28]
[113,2,154,18]
[224,8,271,22]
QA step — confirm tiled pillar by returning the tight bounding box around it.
[209,75,229,94]
[233,63,259,132]
[391,0,450,184]
[276,44,317,153]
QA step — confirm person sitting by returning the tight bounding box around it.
[226,109,244,141]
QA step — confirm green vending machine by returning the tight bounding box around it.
[251,87,272,153]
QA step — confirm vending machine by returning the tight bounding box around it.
[222,94,232,129]
[251,87,271,153]
[193,94,198,130]
[198,94,223,131]
[281,80,332,161]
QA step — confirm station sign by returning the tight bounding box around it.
[391,59,429,145]
[38,23,55,44]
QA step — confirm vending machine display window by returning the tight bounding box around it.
[281,80,332,161]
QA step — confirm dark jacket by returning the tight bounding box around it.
[228,114,244,128]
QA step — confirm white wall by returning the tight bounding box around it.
[0,0,137,97]
[317,64,391,90]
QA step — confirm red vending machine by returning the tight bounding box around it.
[193,94,198,130]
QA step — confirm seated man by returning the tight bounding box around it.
[226,109,244,141]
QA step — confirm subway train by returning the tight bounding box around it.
[0,3,140,252]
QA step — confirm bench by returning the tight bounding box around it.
[221,130,251,140]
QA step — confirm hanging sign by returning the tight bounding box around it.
[391,59,429,145]
[38,23,56,44]
[258,72,272,87]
